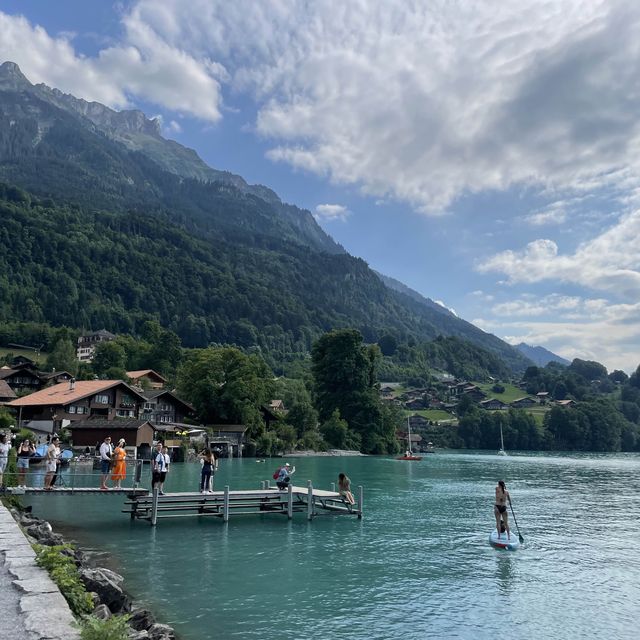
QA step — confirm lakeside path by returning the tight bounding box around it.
[0,503,80,640]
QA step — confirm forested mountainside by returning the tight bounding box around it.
[0,61,532,374]
[516,343,570,367]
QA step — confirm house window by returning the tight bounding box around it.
[144,402,153,410]
[94,394,110,404]
[116,409,134,418]
[68,405,76,414]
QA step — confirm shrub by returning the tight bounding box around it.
[492,384,505,394]
[34,544,93,615]
[80,614,131,640]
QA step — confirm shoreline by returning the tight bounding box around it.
[281,449,366,457]
[2,499,178,640]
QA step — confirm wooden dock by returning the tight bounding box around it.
[124,482,363,525]
[6,487,149,495]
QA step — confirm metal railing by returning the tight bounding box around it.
[0,458,144,493]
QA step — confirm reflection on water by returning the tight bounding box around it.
[25,452,640,640]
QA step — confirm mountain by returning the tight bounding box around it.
[516,343,569,367]
[0,61,532,374]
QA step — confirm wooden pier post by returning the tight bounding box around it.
[357,485,363,520]
[223,485,230,522]
[307,481,314,520]
[151,486,159,526]
[287,483,293,519]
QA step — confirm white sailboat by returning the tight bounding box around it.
[397,416,422,460]
[497,423,507,456]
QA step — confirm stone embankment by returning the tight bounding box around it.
[1,502,178,640]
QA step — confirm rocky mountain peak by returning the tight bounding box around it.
[0,61,31,90]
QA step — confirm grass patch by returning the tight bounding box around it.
[34,544,93,615]
[407,409,454,421]
[80,614,131,640]
[0,346,46,365]
[475,382,530,403]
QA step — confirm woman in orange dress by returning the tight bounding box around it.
[111,439,127,488]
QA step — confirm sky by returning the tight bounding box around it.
[1,0,640,373]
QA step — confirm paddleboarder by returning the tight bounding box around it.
[494,480,511,540]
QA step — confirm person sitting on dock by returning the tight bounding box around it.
[99,436,112,490]
[338,472,355,505]
[276,463,295,490]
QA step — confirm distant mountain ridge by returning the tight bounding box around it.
[516,343,569,367]
[0,61,532,374]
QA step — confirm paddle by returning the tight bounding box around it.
[508,496,525,543]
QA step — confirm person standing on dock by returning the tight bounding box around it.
[199,449,217,493]
[0,433,10,489]
[99,436,112,490]
[111,439,127,489]
[16,438,35,488]
[152,444,170,495]
[44,436,60,490]
[276,462,295,490]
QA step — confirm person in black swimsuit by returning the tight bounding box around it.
[494,479,511,539]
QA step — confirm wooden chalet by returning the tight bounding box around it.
[555,399,576,407]
[140,389,193,424]
[0,379,17,404]
[127,369,168,390]
[479,398,507,410]
[511,396,537,409]
[6,379,147,436]
[67,417,155,459]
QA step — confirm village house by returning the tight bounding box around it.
[536,391,550,405]
[0,379,17,404]
[555,399,576,407]
[6,379,147,436]
[408,414,430,429]
[76,329,116,362]
[479,398,507,410]
[461,385,487,402]
[209,425,248,458]
[510,396,537,409]
[127,369,167,390]
[0,364,42,394]
[140,389,193,424]
[67,417,155,460]
[268,399,287,414]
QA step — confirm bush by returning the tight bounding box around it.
[492,384,505,394]
[34,544,93,615]
[80,614,131,640]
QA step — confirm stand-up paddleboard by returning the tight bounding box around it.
[489,529,521,550]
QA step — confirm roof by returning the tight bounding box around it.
[126,369,168,383]
[0,368,17,380]
[80,329,116,339]
[0,380,17,399]
[6,380,146,407]
[210,425,247,434]
[67,418,155,431]
[142,389,194,411]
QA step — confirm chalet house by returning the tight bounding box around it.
[462,386,487,402]
[209,425,248,457]
[39,371,74,388]
[268,399,287,414]
[405,398,428,410]
[127,369,167,390]
[6,379,146,435]
[408,414,430,429]
[536,391,549,405]
[140,390,193,424]
[479,398,507,410]
[67,417,155,460]
[555,399,576,407]
[76,329,116,362]
[0,380,17,404]
[511,397,537,409]
[0,366,42,394]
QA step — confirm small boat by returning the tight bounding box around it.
[497,424,507,456]
[397,417,422,461]
[489,529,520,550]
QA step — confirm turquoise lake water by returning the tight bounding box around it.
[24,452,640,640]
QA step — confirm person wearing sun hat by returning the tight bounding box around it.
[276,462,296,490]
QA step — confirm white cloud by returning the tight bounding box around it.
[434,301,458,317]
[314,204,350,222]
[124,0,640,213]
[478,300,640,372]
[0,10,223,121]
[478,209,640,296]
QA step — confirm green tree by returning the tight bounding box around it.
[91,341,126,377]
[46,338,78,376]
[177,346,274,435]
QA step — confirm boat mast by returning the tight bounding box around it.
[407,415,412,453]
[500,424,505,451]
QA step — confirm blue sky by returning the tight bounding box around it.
[2,0,640,373]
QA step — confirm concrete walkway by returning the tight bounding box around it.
[0,504,80,640]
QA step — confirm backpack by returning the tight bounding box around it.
[272,467,281,480]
